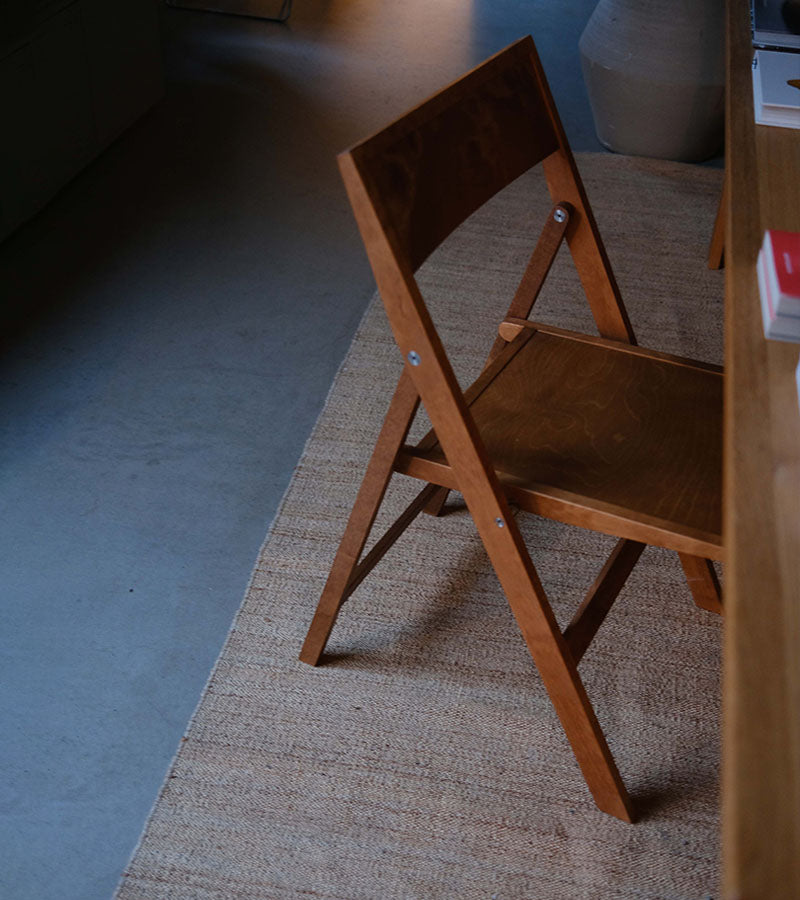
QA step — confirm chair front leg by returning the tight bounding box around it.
[468,502,636,822]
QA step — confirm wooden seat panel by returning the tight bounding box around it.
[401,330,722,550]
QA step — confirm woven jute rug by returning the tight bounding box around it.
[116,154,724,900]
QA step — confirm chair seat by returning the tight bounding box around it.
[396,324,723,560]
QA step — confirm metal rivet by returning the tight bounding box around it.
[407,350,421,366]
[554,207,567,223]
[495,517,504,528]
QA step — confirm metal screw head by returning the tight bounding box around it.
[407,350,421,366]
[495,517,505,528]
[553,207,567,223]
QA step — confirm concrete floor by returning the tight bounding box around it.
[0,3,602,898]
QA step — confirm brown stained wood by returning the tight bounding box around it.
[431,196,568,513]
[306,36,724,823]
[709,178,727,270]
[356,259,635,819]
[343,482,441,599]
[395,448,723,562]
[541,145,636,345]
[414,329,536,453]
[723,1,800,895]
[299,369,420,665]
[470,336,721,537]
[563,539,646,665]
[349,39,559,272]
[422,485,449,517]
[488,203,571,359]
[427,197,568,516]
[339,112,635,824]
[507,204,571,321]
[435,196,570,510]
[498,320,527,342]
[524,39,635,346]
[427,202,569,517]
[678,553,723,615]
[499,318,724,374]
[401,330,723,549]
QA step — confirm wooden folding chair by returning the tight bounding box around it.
[299,36,723,822]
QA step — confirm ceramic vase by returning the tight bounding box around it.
[579,0,725,161]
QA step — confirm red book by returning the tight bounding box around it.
[762,230,800,318]
[757,249,800,341]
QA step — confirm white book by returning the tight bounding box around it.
[752,0,800,51]
[752,49,800,128]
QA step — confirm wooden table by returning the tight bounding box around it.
[723,1,800,896]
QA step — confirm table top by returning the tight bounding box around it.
[723,1,800,896]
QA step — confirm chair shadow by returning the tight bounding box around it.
[307,497,720,828]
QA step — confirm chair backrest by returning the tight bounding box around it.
[347,39,560,272]
[339,36,634,346]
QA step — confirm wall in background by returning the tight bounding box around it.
[0,0,163,241]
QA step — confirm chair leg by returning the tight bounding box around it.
[677,553,723,615]
[299,370,420,665]
[563,539,646,665]
[474,511,636,822]
[423,486,449,516]
[708,176,726,270]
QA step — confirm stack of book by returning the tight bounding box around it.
[753,0,800,51]
[752,1,800,128]
[757,230,800,341]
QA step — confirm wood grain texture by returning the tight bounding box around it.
[394,450,724,560]
[538,115,636,343]
[339,150,636,821]
[401,328,723,552]
[709,179,727,270]
[678,553,723,615]
[488,203,571,359]
[332,42,645,820]
[563,538,646,665]
[349,39,559,272]
[311,37,723,824]
[299,369,420,665]
[723,1,800,896]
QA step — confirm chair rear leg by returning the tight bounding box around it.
[300,370,420,665]
[677,553,723,615]
[423,486,449,516]
[708,178,726,270]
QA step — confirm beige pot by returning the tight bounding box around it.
[579,0,725,161]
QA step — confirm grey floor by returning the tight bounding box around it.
[0,3,604,898]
